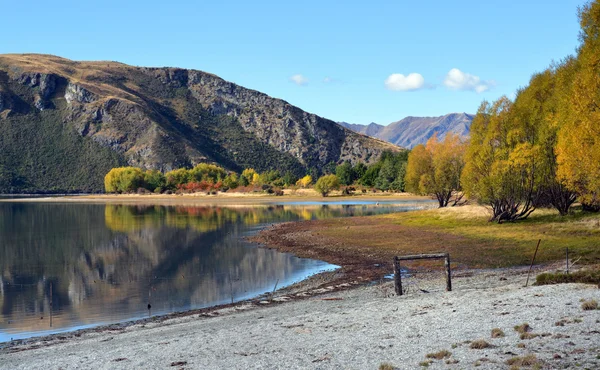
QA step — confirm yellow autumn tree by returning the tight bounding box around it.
[296,175,313,188]
[104,167,144,193]
[556,1,600,209]
[404,134,466,207]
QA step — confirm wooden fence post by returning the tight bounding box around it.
[445,253,452,292]
[393,256,402,296]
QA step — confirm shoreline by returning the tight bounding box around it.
[0,192,431,205]
[2,266,598,369]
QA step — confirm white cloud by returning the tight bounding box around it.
[290,74,308,86]
[384,73,425,91]
[323,76,334,83]
[444,68,493,93]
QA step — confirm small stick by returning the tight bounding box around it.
[270,279,279,303]
[148,287,152,317]
[229,272,234,304]
[393,256,402,296]
[525,239,541,287]
[50,282,53,328]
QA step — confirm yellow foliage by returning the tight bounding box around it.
[296,175,313,188]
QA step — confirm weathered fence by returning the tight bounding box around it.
[393,253,451,295]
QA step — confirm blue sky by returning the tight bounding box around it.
[0,0,587,124]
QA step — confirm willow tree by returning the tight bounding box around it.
[462,97,540,222]
[556,1,600,209]
[405,133,466,207]
[104,167,144,193]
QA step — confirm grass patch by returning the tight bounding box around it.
[581,299,599,310]
[520,332,539,340]
[418,360,431,367]
[514,323,531,334]
[378,363,395,370]
[425,350,451,360]
[314,205,600,269]
[470,339,490,349]
[491,328,505,338]
[535,268,600,286]
[506,354,540,367]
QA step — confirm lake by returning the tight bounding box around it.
[0,199,433,342]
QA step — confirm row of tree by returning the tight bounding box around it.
[459,1,600,221]
[104,149,412,195]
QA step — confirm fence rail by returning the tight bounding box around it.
[393,253,451,295]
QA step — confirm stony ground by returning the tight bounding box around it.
[1,269,599,369]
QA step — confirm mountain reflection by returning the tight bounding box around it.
[0,201,429,341]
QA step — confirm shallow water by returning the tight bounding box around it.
[0,200,433,341]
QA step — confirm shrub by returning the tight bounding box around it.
[505,354,540,367]
[426,350,451,360]
[314,174,340,197]
[535,269,600,286]
[469,340,490,349]
[491,328,505,338]
[514,323,531,334]
[581,299,598,310]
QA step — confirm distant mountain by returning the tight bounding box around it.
[339,113,473,148]
[0,54,399,193]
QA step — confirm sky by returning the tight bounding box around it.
[0,0,588,125]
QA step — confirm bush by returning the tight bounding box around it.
[314,174,340,197]
[104,167,145,193]
[535,269,600,286]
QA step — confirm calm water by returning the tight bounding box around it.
[0,200,433,341]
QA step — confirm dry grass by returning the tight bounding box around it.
[536,268,600,286]
[469,339,491,349]
[514,323,531,334]
[425,350,451,360]
[520,332,539,340]
[491,328,505,338]
[418,360,431,367]
[281,204,600,270]
[581,299,599,310]
[506,354,540,367]
[378,363,395,370]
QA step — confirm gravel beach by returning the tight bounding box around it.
[1,269,599,369]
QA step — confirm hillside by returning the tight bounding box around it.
[340,113,473,148]
[0,54,398,193]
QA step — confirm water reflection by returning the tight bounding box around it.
[0,200,432,341]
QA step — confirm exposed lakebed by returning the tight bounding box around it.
[0,199,433,341]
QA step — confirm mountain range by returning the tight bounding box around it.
[0,54,398,193]
[339,113,473,148]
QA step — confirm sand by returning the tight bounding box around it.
[1,268,599,369]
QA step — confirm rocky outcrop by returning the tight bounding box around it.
[65,82,97,104]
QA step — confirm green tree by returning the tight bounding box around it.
[335,162,355,186]
[223,173,239,189]
[282,171,298,187]
[314,174,340,197]
[143,169,166,193]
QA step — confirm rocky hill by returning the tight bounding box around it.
[339,113,473,148]
[0,54,398,193]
